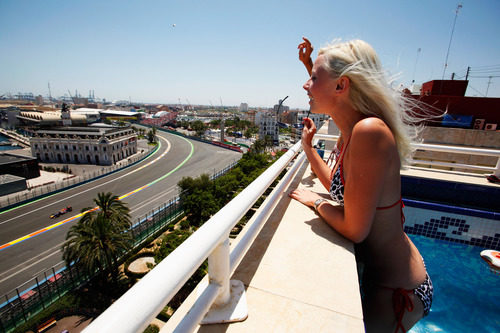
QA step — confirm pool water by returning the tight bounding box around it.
[409,234,500,333]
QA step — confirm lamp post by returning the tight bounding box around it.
[276,96,289,117]
[275,96,288,146]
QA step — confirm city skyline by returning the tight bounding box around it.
[1,0,499,109]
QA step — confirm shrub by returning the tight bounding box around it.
[143,324,160,333]
[156,308,171,322]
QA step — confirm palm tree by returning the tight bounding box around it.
[62,192,132,284]
[93,192,131,227]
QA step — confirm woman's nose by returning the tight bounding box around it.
[303,79,311,91]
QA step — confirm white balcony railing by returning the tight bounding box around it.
[84,141,307,333]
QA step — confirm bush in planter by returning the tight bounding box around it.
[156,308,171,322]
[124,251,156,279]
[143,324,160,333]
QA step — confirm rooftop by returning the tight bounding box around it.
[158,125,499,332]
[82,120,500,332]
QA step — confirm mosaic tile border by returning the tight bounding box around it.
[404,199,500,250]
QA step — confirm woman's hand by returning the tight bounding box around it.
[289,188,322,208]
[301,117,316,149]
[298,37,313,64]
[298,37,314,76]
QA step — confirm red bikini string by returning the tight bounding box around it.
[392,288,414,333]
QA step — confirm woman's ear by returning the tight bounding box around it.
[336,76,350,93]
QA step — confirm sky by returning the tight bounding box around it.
[1,0,499,109]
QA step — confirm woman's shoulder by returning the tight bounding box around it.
[352,117,395,146]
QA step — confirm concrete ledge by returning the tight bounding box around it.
[161,160,364,332]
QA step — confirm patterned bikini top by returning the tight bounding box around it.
[328,137,405,225]
[329,140,347,206]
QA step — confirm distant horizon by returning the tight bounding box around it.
[2,1,499,108]
[1,95,305,110]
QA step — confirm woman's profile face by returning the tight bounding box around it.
[303,55,339,114]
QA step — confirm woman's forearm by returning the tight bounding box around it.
[303,145,332,190]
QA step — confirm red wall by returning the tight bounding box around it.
[412,95,500,126]
[421,80,468,97]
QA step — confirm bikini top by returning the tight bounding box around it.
[328,137,405,225]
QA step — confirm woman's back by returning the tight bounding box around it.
[343,119,427,288]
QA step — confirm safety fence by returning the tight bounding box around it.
[0,161,237,333]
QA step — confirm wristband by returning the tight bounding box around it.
[314,198,327,212]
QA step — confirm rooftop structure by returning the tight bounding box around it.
[0,152,40,179]
[411,79,500,127]
[17,111,87,127]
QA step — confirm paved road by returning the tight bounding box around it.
[0,130,242,296]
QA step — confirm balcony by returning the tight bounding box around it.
[84,120,500,333]
[162,140,364,332]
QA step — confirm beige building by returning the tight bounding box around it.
[257,111,279,145]
[30,126,137,165]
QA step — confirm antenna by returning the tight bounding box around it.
[411,48,421,84]
[442,3,463,80]
[486,76,493,97]
[47,82,52,101]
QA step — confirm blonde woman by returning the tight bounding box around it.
[290,38,433,333]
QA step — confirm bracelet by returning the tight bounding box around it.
[314,198,327,213]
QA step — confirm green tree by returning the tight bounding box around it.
[191,120,206,137]
[147,128,157,144]
[264,135,273,149]
[213,170,241,206]
[252,139,265,154]
[62,192,132,284]
[94,192,132,226]
[178,174,219,228]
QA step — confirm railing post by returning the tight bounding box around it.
[201,237,248,325]
[495,157,500,177]
[208,238,231,306]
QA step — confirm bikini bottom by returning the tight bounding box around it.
[382,273,433,333]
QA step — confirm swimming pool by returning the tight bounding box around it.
[409,234,500,333]
[403,198,500,332]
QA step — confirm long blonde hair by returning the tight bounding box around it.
[318,39,421,165]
